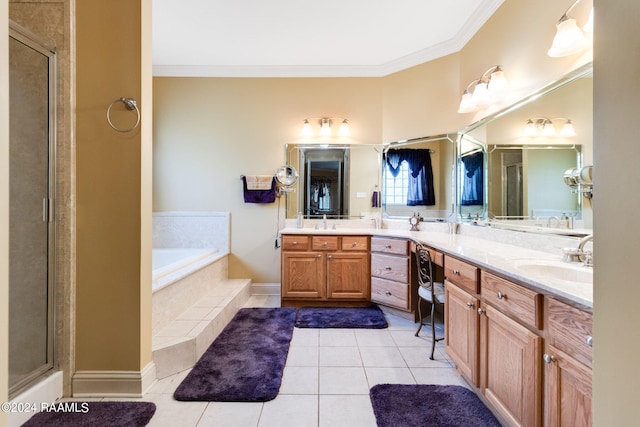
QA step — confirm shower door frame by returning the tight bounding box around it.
[8,22,57,398]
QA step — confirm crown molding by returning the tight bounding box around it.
[153,0,503,78]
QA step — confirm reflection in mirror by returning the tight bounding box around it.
[285,144,382,219]
[382,135,456,219]
[458,134,487,219]
[458,62,593,233]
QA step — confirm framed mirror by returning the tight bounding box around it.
[382,134,457,219]
[285,143,382,219]
[457,62,593,233]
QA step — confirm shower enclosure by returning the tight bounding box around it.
[8,23,56,397]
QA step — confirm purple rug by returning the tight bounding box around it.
[370,384,500,427]
[22,401,156,427]
[294,305,388,329]
[173,307,297,402]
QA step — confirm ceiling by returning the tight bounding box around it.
[152,0,504,78]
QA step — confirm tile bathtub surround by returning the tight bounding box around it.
[153,212,230,252]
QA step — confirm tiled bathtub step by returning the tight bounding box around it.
[152,278,252,379]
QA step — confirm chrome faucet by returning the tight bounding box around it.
[577,234,594,267]
[547,216,560,228]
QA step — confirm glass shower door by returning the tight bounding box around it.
[8,25,56,396]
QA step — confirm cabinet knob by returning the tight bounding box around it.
[385,244,392,249]
[292,241,298,245]
[586,336,593,347]
[385,291,392,296]
[543,354,556,364]
[316,254,322,259]
[385,266,392,271]
[322,241,328,247]
[497,292,506,300]
[466,302,475,308]
[453,269,460,275]
[327,255,333,259]
[477,308,485,315]
[352,242,358,247]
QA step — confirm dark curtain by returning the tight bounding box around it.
[461,151,484,205]
[385,148,435,206]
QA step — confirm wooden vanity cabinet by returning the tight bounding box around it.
[544,298,593,426]
[370,237,417,320]
[281,234,370,305]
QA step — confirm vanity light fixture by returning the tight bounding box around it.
[457,65,509,114]
[548,0,592,57]
[300,117,351,137]
[523,118,576,137]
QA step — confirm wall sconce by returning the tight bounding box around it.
[301,118,350,137]
[457,65,509,114]
[548,0,593,57]
[523,118,576,137]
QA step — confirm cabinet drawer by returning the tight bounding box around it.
[371,277,409,310]
[444,256,479,294]
[482,271,542,330]
[341,236,369,251]
[547,298,593,367]
[371,253,409,283]
[282,235,310,251]
[371,237,408,256]
[312,236,339,251]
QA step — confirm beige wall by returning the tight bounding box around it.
[593,2,640,424]
[75,0,151,374]
[1,3,9,425]
[153,77,382,282]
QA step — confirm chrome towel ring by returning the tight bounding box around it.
[106,97,140,133]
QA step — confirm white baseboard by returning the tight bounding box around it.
[72,362,156,398]
[251,282,281,296]
[9,371,63,427]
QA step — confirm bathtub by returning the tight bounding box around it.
[152,248,222,293]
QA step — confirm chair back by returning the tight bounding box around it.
[415,244,435,293]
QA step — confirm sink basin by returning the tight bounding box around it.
[511,259,593,285]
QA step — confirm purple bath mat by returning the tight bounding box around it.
[370,384,500,427]
[22,401,156,427]
[294,305,388,329]
[173,307,297,402]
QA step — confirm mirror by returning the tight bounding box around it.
[382,134,457,219]
[457,134,487,220]
[285,144,382,219]
[457,63,593,232]
[275,165,299,187]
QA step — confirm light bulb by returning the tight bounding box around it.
[301,119,313,137]
[457,91,478,114]
[338,119,350,137]
[548,17,587,57]
[319,119,332,136]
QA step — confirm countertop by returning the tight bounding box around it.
[280,226,593,311]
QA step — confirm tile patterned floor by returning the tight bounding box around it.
[90,296,469,426]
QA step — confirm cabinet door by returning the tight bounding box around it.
[444,280,479,386]
[544,344,592,427]
[480,304,542,427]
[327,252,370,300]
[282,252,325,299]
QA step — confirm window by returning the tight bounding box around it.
[384,160,409,205]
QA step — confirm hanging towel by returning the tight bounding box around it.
[242,176,277,203]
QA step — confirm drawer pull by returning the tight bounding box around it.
[292,241,298,245]
[453,269,460,275]
[385,291,392,296]
[352,242,358,247]
[543,354,556,364]
[322,241,328,247]
[385,244,392,249]
[497,292,506,300]
[586,336,593,347]
[466,302,475,308]
[327,255,333,259]
[385,266,392,271]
